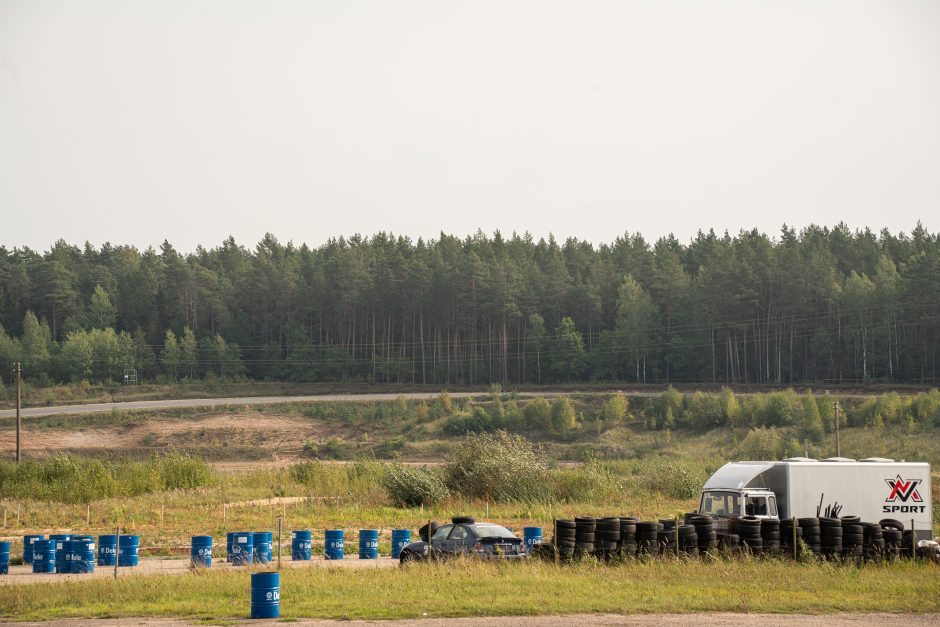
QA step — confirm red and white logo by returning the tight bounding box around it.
[884,475,923,503]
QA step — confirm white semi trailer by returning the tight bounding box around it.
[697,457,934,541]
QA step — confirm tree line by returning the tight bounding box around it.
[1,223,939,387]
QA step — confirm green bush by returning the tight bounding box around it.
[444,431,550,503]
[639,459,704,500]
[0,453,214,503]
[552,458,623,503]
[380,463,449,507]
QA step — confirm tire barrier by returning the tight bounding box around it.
[798,518,821,555]
[635,521,661,557]
[760,518,781,555]
[595,518,620,560]
[574,517,596,556]
[688,514,717,554]
[736,516,763,555]
[618,517,638,556]
[819,517,842,559]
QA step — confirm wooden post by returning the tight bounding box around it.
[87,504,90,526]
[114,525,120,579]
[674,516,679,558]
[277,517,282,570]
[910,519,915,559]
[553,518,559,566]
[792,517,797,560]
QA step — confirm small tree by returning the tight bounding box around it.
[85,285,117,329]
[161,330,181,382]
[599,392,628,423]
[550,396,577,434]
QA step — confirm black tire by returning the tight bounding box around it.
[399,550,420,565]
[818,517,842,528]
[452,516,476,524]
[418,522,441,542]
[840,515,860,524]
[879,519,904,532]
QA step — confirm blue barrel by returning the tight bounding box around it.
[358,529,379,559]
[32,540,56,573]
[23,534,44,564]
[230,532,254,565]
[98,535,118,566]
[324,530,344,560]
[0,541,9,575]
[250,571,280,619]
[118,535,139,567]
[191,536,213,567]
[68,538,96,573]
[391,529,411,559]
[253,532,273,564]
[226,532,235,562]
[51,535,70,574]
[291,530,312,561]
[523,527,542,552]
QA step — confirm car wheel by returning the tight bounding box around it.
[399,551,420,565]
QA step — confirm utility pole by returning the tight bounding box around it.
[14,362,21,463]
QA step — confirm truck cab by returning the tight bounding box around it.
[698,488,779,519]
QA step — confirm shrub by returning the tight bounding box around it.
[735,427,788,460]
[550,397,577,434]
[523,397,552,431]
[444,431,550,503]
[598,393,628,423]
[552,458,623,503]
[640,459,704,500]
[381,463,449,507]
[685,391,724,429]
[442,407,494,436]
[156,452,214,490]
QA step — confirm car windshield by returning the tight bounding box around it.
[700,490,740,517]
[472,524,515,539]
[431,525,453,541]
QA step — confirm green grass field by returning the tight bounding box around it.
[1,559,937,621]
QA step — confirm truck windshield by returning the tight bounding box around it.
[700,491,740,517]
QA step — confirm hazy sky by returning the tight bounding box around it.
[2,0,939,252]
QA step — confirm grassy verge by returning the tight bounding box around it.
[2,559,938,621]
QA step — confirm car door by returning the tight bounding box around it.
[444,524,471,556]
[428,524,453,558]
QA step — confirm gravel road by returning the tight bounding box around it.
[7,613,940,626]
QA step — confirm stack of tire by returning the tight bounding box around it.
[779,518,804,556]
[819,517,843,559]
[716,531,740,553]
[760,518,781,555]
[594,517,621,560]
[798,517,822,555]
[735,516,763,555]
[574,517,596,558]
[552,520,577,560]
[688,514,717,554]
[879,519,902,559]
[619,517,638,558]
[677,524,698,557]
[636,521,661,557]
[658,519,677,556]
[861,522,885,559]
[840,516,864,559]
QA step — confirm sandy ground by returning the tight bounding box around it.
[6,613,940,626]
[0,555,398,587]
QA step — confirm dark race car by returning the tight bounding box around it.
[398,517,525,563]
